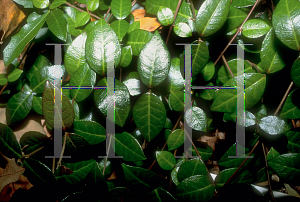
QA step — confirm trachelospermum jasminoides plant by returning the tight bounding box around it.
[0,0,300,201]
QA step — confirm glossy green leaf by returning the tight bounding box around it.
[24,158,56,186]
[175,175,215,202]
[215,168,253,189]
[225,5,247,32]
[119,46,132,67]
[281,90,300,119]
[223,110,256,127]
[123,72,141,96]
[285,131,300,153]
[46,9,67,41]
[0,74,7,85]
[127,21,140,33]
[87,0,99,11]
[145,0,192,24]
[75,12,90,28]
[70,63,96,102]
[94,79,130,127]
[64,133,89,154]
[242,19,271,38]
[3,11,49,66]
[185,107,207,132]
[201,61,215,81]
[73,121,106,144]
[64,14,82,36]
[86,19,121,75]
[256,104,267,121]
[127,29,153,56]
[121,163,160,190]
[64,32,87,76]
[167,129,185,151]
[238,39,261,54]
[20,131,49,154]
[42,81,75,131]
[7,68,23,82]
[113,132,147,162]
[177,158,208,182]
[188,146,213,162]
[267,147,280,161]
[291,57,300,88]
[0,123,22,159]
[211,73,266,112]
[133,92,167,142]
[71,100,80,121]
[32,96,43,115]
[167,58,184,92]
[50,0,66,9]
[171,167,180,186]
[111,0,131,20]
[110,20,129,41]
[33,0,49,8]
[99,0,111,10]
[13,0,33,8]
[151,188,176,202]
[272,0,300,50]
[157,7,174,26]
[198,83,216,101]
[6,91,33,125]
[27,55,51,82]
[169,91,184,111]
[174,22,192,38]
[259,116,287,135]
[231,0,255,8]
[195,0,231,37]
[260,28,285,73]
[156,151,176,170]
[268,153,300,183]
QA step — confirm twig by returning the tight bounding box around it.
[166,0,183,45]
[106,13,113,23]
[222,55,234,78]
[52,158,55,173]
[24,146,45,158]
[0,83,8,96]
[103,133,112,176]
[188,0,196,20]
[104,7,111,21]
[131,0,136,6]
[214,0,261,66]
[245,60,262,73]
[262,142,276,201]
[56,132,68,169]
[65,2,100,20]
[274,81,293,116]
[0,152,9,163]
[292,119,296,128]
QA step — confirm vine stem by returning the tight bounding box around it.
[104,7,111,21]
[245,60,261,73]
[56,132,68,170]
[262,142,276,201]
[214,0,261,66]
[24,146,45,158]
[188,0,196,20]
[274,81,293,116]
[222,55,234,78]
[0,152,9,163]
[0,83,8,96]
[65,2,101,20]
[166,0,183,45]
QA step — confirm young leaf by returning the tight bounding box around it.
[258,116,287,135]
[167,129,185,151]
[242,19,271,38]
[224,5,247,32]
[169,90,184,111]
[42,81,75,131]
[0,75,8,85]
[119,46,132,67]
[157,7,174,26]
[0,123,22,159]
[3,11,49,66]
[7,68,23,82]
[6,91,33,125]
[174,22,192,38]
[87,0,99,11]
[137,30,171,88]
[285,131,300,153]
[198,83,215,101]
[201,61,215,81]
[291,57,300,88]
[156,151,176,170]
[111,0,131,20]
[195,0,231,37]
[50,0,66,9]
[127,21,140,33]
[177,158,208,182]
[185,107,207,132]
[113,132,147,162]
[272,0,300,50]
[110,20,129,41]
[127,29,153,56]
[85,19,121,75]
[133,92,167,142]
[73,121,106,144]
[280,90,300,119]
[75,12,90,28]
[46,9,67,41]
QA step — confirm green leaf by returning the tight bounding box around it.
[268,153,300,183]
[111,0,131,20]
[121,163,160,190]
[171,167,180,186]
[20,131,49,154]
[64,133,89,154]
[6,91,33,125]
[127,21,140,33]
[242,19,271,38]
[64,32,87,76]
[225,5,247,32]
[185,107,207,132]
[50,0,66,9]
[174,22,192,38]
[195,0,231,37]
[33,0,49,8]
[137,30,170,88]
[223,110,256,127]
[198,83,216,101]
[42,81,75,131]
[3,11,49,66]
[0,123,22,159]
[123,72,141,96]
[94,79,130,127]
[73,121,106,144]
[13,0,33,8]
[259,116,287,135]
[70,63,96,102]
[291,57,300,88]
[119,46,132,68]
[151,188,176,202]
[188,146,213,162]
[75,12,90,28]
[285,131,300,153]
[215,168,253,189]
[211,73,266,112]
[272,0,300,50]
[113,132,147,162]
[175,175,215,202]
[110,20,129,41]
[86,19,121,75]
[64,13,83,37]
[127,29,153,56]
[231,0,255,8]
[87,0,99,11]
[260,28,285,73]
[156,151,176,170]
[133,92,167,142]
[46,9,67,41]
[256,104,267,121]
[71,100,80,121]
[157,7,174,26]
[177,158,208,182]
[167,129,185,151]
[145,0,192,24]
[0,74,8,85]
[27,55,51,82]
[32,96,43,115]
[7,68,23,82]
[167,58,184,92]
[99,0,111,10]
[201,61,215,81]
[267,147,280,161]
[169,90,184,111]
[280,90,300,119]
[164,118,173,129]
